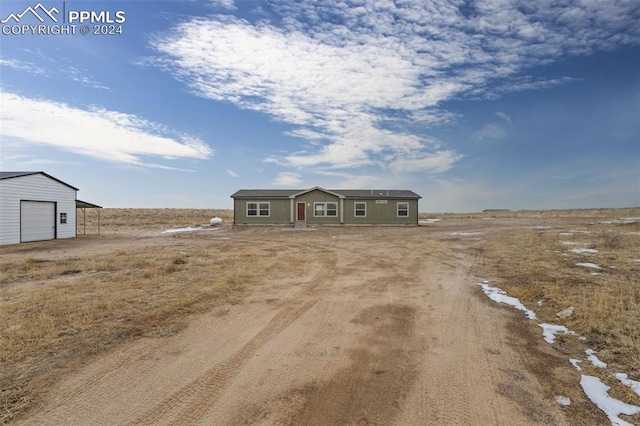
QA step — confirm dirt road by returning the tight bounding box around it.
[16,224,600,425]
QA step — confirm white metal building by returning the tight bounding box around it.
[0,172,80,245]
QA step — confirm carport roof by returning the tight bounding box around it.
[76,199,102,209]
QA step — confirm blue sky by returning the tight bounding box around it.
[1,0,638,212]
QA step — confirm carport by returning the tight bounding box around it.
[76,200,102,235]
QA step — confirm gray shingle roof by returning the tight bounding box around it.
[231,187,421,199]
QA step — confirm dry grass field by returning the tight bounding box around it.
[422,208,640,407]
[1,207,639,424]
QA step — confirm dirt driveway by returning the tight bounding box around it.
[15,222,603,425]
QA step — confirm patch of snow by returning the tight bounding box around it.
[576,262,602,269]
[591,272,602,276]
[601,217,640,225]
[478,283,536,320]
[559,232,574,236]
[580,375,640,426]
[571,248,599,254]
[537,300,543,307]
[450,231,482,236]
[539,323,575,344]
[419,218,441,224]
[536,226,553,229]
[162,226,203,234]
[616,374,640,398]
[555,395,571,406]
[586,349,607,368]
[634,259,640,263]
[561,241,577,245]
[628,232,640,236]
[570,359,582,371]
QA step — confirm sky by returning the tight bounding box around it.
[0,0,638,212]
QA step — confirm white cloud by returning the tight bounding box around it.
[0,58,45,75]
[496,112,511,123]
[68,66,109,90]
[150,1,639,173]
[273,172,301,186]
[0,92,213,168]
[390,151,463,174]
[210,0,235,10]
[473,124,507,142]
[226,169,239,177]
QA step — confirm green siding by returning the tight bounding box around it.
[343,199,418,225]
[296,190,341,225]
[232,188,419,226]
[233,199,290,224]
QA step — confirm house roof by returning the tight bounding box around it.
[0,171,79,190]
[231,187,421,199]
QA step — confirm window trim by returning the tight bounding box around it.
[354,202,367,217]
[313,201,338,217]
[246,201,270,217]
[397,202,409,217]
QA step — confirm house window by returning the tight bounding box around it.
[355,202,366,217]
[60,212,67,224]
[314,202,337,217]
[397,202,409,217]
[247,202,270,217]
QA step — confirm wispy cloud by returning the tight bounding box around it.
[1,92,213,168]
[226,169,238,177]
[150,1,639,174]
[474,124,507,143]
[68,66,109,90]
[496,112,511,123]
[1,55,109,89]
[0,58,46,75]
[273,172,301,186]
[210,0,235,10]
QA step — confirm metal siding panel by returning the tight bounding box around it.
[0,174,77,244]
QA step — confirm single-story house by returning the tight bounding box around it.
[0,171,101,245]
[231,186,421,226]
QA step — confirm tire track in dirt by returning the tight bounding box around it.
[128,300,318,426]
[128,252,338,426]
[13,226,583,425]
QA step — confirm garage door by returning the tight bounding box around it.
[21,201,55,242]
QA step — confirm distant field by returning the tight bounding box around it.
[1,207,639,423]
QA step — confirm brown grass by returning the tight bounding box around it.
[0,212,309,423]
[76,208,235,235]
[420,207,640,220]
[2,207,639,421]
[471,208,640,404]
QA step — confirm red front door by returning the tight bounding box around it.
[297,202,306,221]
